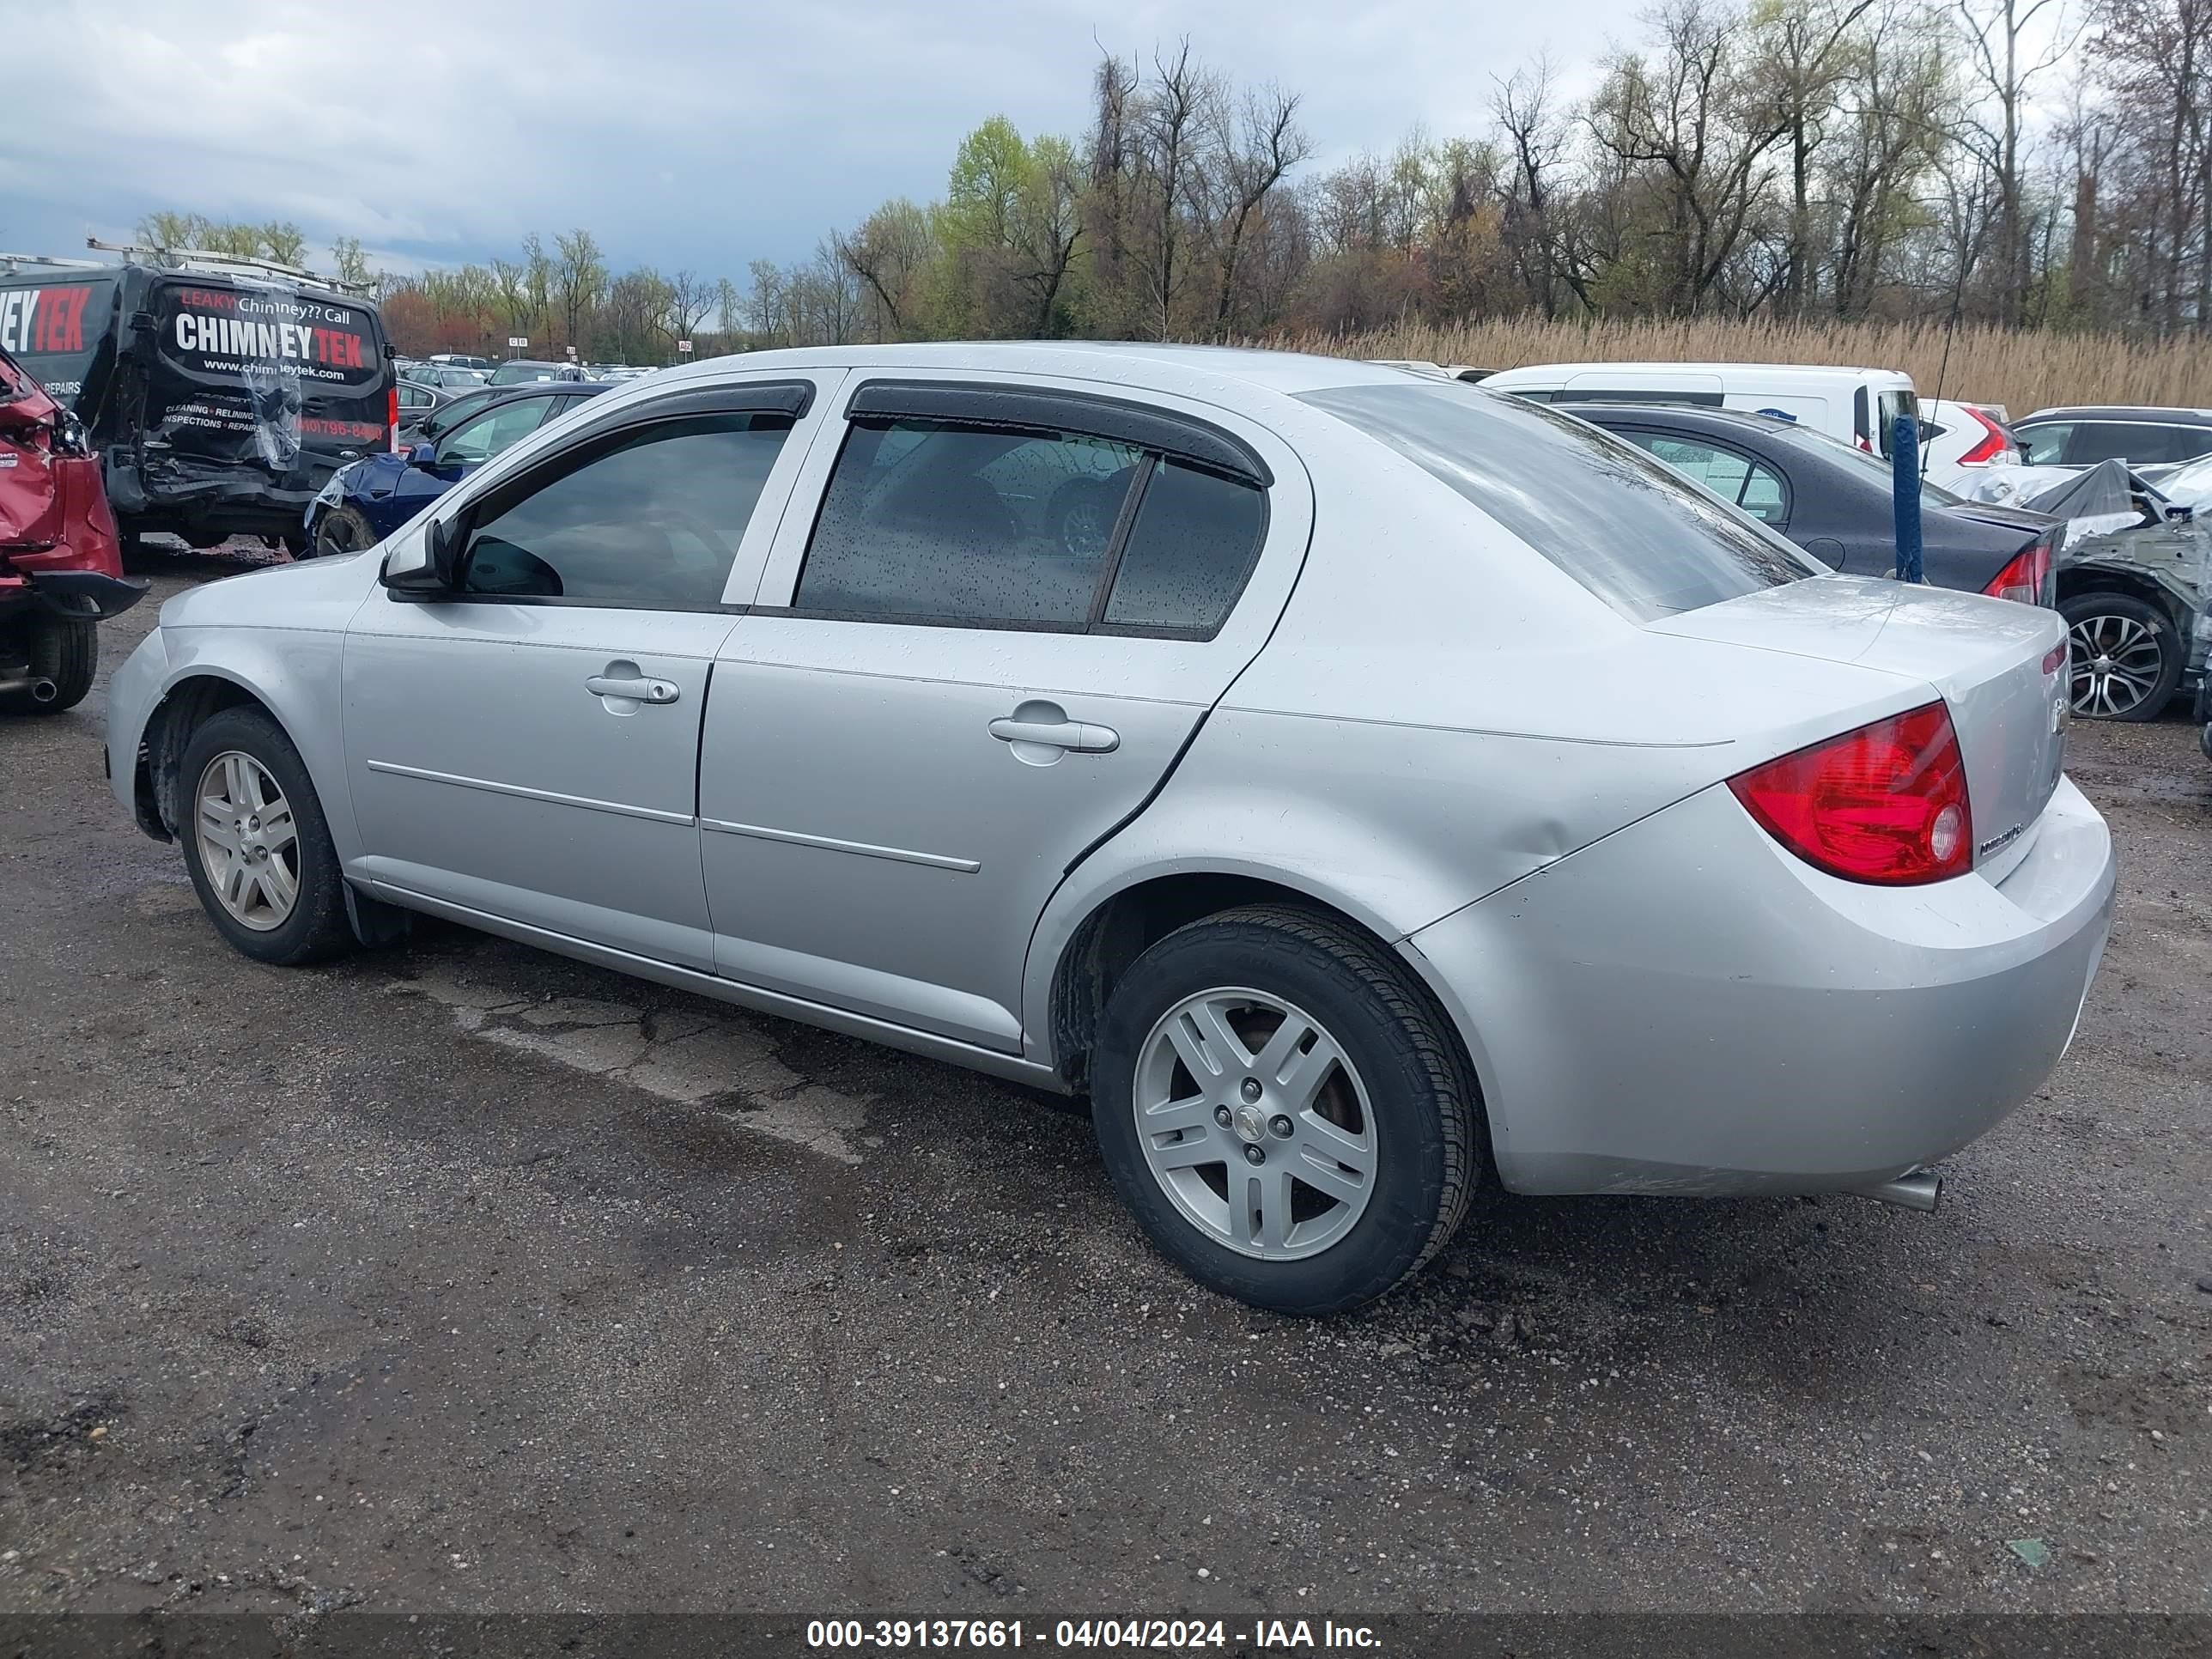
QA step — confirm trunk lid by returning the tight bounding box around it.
[1650,575,2069,872]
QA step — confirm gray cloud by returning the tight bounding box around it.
[1,0,1637,279]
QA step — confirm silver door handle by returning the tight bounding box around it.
[586,675,679,704]
[988,717,1119,753]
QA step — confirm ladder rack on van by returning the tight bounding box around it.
[0,251,110,274]
[83,237,377,298]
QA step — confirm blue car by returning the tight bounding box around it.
[303,381,611,556]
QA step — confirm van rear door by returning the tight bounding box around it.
[0,273,124,410]
[148,278,392,480]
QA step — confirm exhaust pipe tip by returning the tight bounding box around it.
[1858,1170,1943,1212]
[29,678,57,704]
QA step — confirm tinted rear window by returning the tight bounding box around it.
[1299,384,1816,620]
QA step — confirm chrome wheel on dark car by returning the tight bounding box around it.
[2062,592,2181,721]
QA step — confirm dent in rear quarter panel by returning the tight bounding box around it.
[152,553,382,863]
[1019,702,1761,1059]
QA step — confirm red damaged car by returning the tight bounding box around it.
[1,343,145,713]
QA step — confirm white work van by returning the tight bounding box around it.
[1479,361,1919,457]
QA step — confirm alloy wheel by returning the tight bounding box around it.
[2068,612,2166,718]
[1131,988,1377,1261]
[195,750,301,932]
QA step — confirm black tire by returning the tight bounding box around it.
[1091,903,1481,1316]
[2062,591,2181,721]
[311,505,379,560]
[0,615,96,714]
[176,707,356,965]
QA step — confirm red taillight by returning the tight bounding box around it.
[1955,404,2013,465]
[1728,702,1973,885]
[1982,538,2051,605]
[386,385,400,452]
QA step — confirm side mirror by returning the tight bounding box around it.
[380,518,461,594]
[409,441,437,467]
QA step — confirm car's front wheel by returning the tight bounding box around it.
[1091,904,1480,1315]
[177,707,356,965]
[311,505,380,560]
[2063,592,2180,720]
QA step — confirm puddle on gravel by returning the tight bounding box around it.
[385,969,871,1164]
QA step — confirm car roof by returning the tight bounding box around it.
[580,342,1414,404]
[2018,404,2212,423]
[1566,402,1804,434]
[1482,361,1910,383]
[466,380,614,403]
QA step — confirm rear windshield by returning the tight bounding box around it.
[1299,383,1817,621]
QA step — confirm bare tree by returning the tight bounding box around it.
[1196,84,1311,335]
[1493,58,1575,313]
[1587,0,1796,313]
[1953,0,2079,324]
[658,269,714,352]
[1130,40,1211,339]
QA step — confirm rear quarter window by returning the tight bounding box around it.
[1299,383,1817,621]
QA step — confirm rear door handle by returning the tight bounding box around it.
[586,675,679,704]
[988,716,1119,753]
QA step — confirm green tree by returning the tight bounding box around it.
[331,235,372,287]
[551,228,607,354]
[261,221,308,265]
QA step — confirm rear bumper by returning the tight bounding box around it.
[1404,774,2116,1196]
[0,569,150,622]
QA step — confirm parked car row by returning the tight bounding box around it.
[1439,360,2212,725]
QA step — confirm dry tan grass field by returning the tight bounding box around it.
[1289,316,2212,414]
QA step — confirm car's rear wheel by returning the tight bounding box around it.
[2063,592,2180,721]
[0,615,96,714]
[177,707,355,965]
[1091,904,1480,1315]
[311,505,380,560]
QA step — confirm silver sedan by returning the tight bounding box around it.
[104,345,2115,1315]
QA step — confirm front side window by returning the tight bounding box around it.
[421,389,493,437]
[797,421,1144,625]
[1301,383,1816,621]
[438,397,554,467]
[459,411,792,607]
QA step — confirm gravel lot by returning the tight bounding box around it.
[2,555,2208,1626]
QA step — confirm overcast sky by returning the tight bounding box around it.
[0,0,1641,283]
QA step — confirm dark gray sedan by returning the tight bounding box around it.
[1570,403,2058,605]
